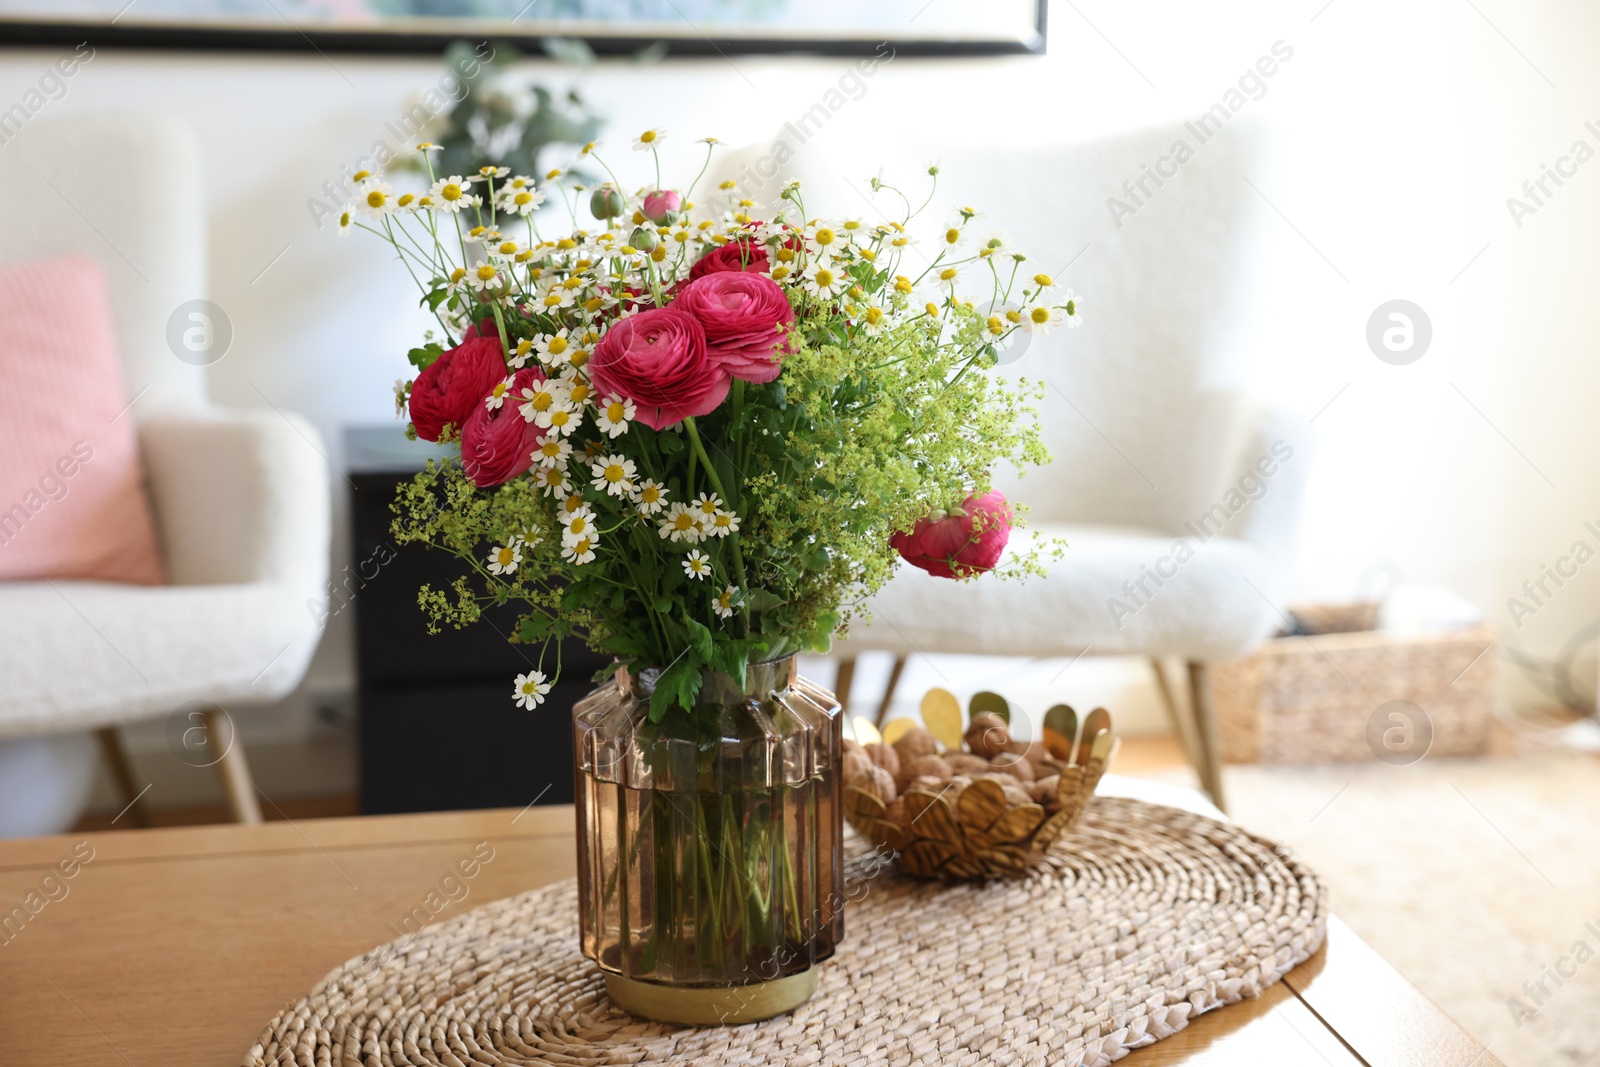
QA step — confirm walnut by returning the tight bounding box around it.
[989,753,1035,782]
[908,774,948,793]
[863,742,903,788]
[1029,774,1060,805]
[892,725,939,763]
[945,753,991,777]
[964,712,1011,759]
[842,748,873,787]
[854,764,896,804]
[842,737,862,757]
[906,754,953,782]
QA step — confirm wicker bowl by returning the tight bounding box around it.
[842,698,1116,880]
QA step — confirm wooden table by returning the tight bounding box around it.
[0,805,1502,1066]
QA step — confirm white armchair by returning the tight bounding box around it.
[0,114,330,836]
[770,124,1315,808]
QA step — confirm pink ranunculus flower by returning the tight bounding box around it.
[688,238,770,280]
[641,189,682,223]
[675,272,795,384]
[588,307,729,430]
[459,367,545,487]
[890,491,1014,579]
[408,334,506,443]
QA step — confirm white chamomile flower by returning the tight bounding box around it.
[476,165,511,182]
[691,494,723,520]
[595,393,635,438]
[537,282,578,311]
[682,549,712,580]
[708,508,740,538]
[858,306,888,337]
[518,378,563,423]
[931,266,961,294]
[532,437,572,469]
[559,492,589,516]
[357,179,394,219]
[713,585,739,619]
[806,220,844,259]
[560,371,594,408]
[428,175,472,212]
[561,534,598,565]
[658,503,704,543]
[468,262,504,292]
[487,237,524,261]
[537,400,581,437]
[1061,289,1083,329]
[485,375,516,411]
[633,479,667,516]
[534,464,571,497]
[501,183,546,216]
[803,261,849,300]
[337,208,354,236]
[508,337,535,369]
[487,542,521,575]
[444,266,470,295]
[392,378,408,416]
[512,528,541,550]
[634,129,666,151]
[975,228,1012,258]
[534,329,575,366]
[1022,304,1062,334]
[590,454,637,497]
[512,670,552,709]
[561,506,597,544]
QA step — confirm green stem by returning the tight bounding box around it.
[683,417,751,629]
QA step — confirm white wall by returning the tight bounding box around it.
[3,0,1598,754]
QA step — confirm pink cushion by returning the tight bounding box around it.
[0,255,166,585]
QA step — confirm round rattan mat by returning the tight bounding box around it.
[246,798,1326,1067]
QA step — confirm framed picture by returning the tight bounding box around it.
[0,1,1046,57]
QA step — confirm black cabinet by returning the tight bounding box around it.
[347,426,607,814]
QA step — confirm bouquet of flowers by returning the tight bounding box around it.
[349,130,1078,719]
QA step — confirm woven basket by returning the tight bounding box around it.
[1210,613,1497,764]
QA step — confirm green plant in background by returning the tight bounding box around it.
[396,39,616,184]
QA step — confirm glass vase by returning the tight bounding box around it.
[572,655,844,1025]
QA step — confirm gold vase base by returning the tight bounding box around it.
[603,967,818,1026]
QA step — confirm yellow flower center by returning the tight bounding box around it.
[568,516,589,534]
[1034,273,1054,286]
[944,228,960,244]
[770,266,791,281]
[604,465,625,483]
[441,183,463,201]
[514,191,533,206]
[547,336,568,355]
[640,485,659,503]
[476,264,498,282]
[352,169,371,181]
[366,190,386,208]
[814,269,836,288]
[1030,307,1051,324]
[673,514,694,531]
[568,382,591,404]
[498,241,517,255]
[865,307,884,325]
[939,267,958,282]
[543,294,564,307]
[606,401,626,422]
[571,536,592,554]
[397,193,414,207]
[529,391,553,411]
[640,130,657,143]
[539,441,562,457]
[813,228,835,246]
[548,409,570,426]
[557,238,578,251]
[986,316,1004,335]
[496,547,514,565]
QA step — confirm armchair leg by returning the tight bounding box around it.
[874,655,908,727]
[202,709,263,825]
[1149,657,1200,774]
[833,658,856,716]
[95,727,152,828]
[1185,661,1227,812]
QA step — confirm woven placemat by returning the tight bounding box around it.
[246,797,1326,1067]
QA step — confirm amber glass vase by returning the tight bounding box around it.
[572,656,843,1025]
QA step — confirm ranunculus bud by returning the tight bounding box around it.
[628,225,659,252]
[641,189,681,224]
[589,185,625,220]
[890,491,1013,579]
